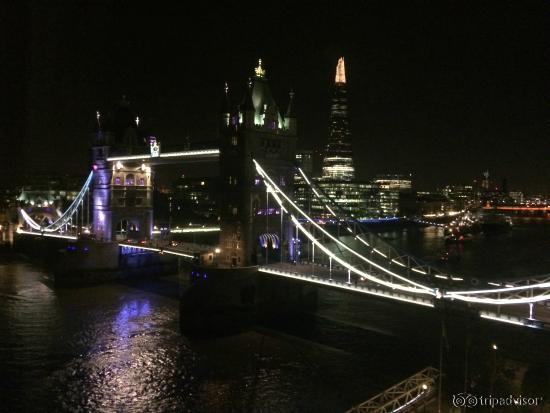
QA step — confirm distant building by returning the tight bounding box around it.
[508,191,524,204]
[321,57,355,181]
[294,58,381,219]
[319,181,380,219]
[171,176,218,224]
[17,175,83,208]
[440,184,475,211]
[374,175,412,217]
[416,191,453,216]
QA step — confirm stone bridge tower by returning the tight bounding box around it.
[91,96,154,242]
[219,60,297,267]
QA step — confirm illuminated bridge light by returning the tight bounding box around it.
[106,149,220,162]
[17,228,78,240]
[391,259,406,267]
[258,267,434,308]
[373,248,387,258]
[167,227,220,234]
[480,313,524,327]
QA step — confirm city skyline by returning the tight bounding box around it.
[3,1,548,193]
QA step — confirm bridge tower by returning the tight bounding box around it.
[219,59,297,267]
[91,96,154,242]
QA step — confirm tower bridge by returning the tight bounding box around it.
[14,58,550,412]
[15,59,550,332]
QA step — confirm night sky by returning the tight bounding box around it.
[3,1,549,192]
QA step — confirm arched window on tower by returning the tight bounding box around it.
[125,174,135,186]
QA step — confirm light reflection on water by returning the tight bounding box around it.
[0,262,199,412]
[1,221,549,412]
[49,296,198,413]
[0,259,432,413]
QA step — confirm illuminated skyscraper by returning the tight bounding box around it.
[322,57,355,181]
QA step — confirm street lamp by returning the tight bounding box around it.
[490,342,498,408]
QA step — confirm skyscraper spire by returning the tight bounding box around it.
[220,81,231,113]
[254,58,266,78]
[335,57,346,84]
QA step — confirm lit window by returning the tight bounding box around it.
[114,176,122,185]
[125,174,135,186]
[138,177,145,186]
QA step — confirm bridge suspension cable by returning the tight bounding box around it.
[19,170,94,233]
[254,160,435,295]
[297,167,458,283]
[257,160,550,306]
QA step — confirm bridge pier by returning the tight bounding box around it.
[179,266,318,335]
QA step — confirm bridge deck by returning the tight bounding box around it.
[259,262,435,308]
[260,263,550,330]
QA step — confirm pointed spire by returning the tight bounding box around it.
[335,57,346,84]
[220,81,231,114]
[286,89,296,118]
[242,77,255,111]
[254,58,266,78]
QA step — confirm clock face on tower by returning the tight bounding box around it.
[149,137,160,157]
[151,143,160,157]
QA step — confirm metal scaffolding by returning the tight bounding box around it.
[345,366,440,413]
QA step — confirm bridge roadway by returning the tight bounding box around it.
[259,262,550,330]
[258,262,436,308]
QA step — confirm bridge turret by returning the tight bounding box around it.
[285,90,297,135]
[219,58,297,267]
[220,82,231,128]
[90,97,154,242]
[241,78,255,128]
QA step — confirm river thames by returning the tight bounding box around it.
[1,218,549,412]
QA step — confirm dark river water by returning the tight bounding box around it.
[1,219,549,412]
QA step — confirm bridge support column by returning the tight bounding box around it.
[180,266,318,335]
[92,162,113,242]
